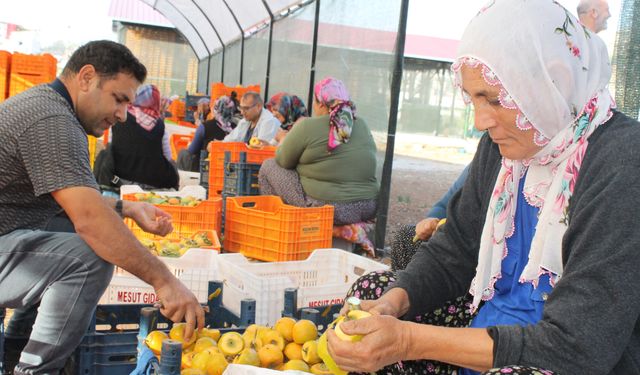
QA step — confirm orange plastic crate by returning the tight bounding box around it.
[9,73,52,97]
[0,51,10,100]
[223,195,334,262]
[208,142,276,197]
[168,99,186,118]
[10,53,56,77]
[169,133,194,160]
[122,194,222,241]
[210,82,261,105]
[88,135,98,169]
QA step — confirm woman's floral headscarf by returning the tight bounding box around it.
[213,95,237,133]
[266,92,308,131]
[452,0,615,312]
[314,77,356,151]
[128,84,161,131]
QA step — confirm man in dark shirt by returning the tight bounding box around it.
[0,40,204,374]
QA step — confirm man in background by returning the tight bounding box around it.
[577,0,611,33]
[223,91,280,146]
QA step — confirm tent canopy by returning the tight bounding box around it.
[138,0,308,60]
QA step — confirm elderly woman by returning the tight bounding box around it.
[176,95,237,171]
[265,92,308,145]
[259,77,378,225]
[326,1,640,374]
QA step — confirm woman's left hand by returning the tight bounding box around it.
[326,314,411,373]
[123,201,173,236]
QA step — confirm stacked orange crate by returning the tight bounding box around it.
[0,51,10,101]
[9,53,57,97]
[167,99,185,122]
[207,142,276,198]
[223,195,334,261]
[210,83,261,106]
[122,193,223,241]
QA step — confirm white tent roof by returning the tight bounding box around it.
[138,0,308,60]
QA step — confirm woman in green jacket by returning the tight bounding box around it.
[258,77,378,225]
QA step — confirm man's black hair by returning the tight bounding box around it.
[62,40,147,83]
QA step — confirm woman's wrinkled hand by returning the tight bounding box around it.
[327,314,411,373]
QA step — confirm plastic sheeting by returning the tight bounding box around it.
[138,0,307,60]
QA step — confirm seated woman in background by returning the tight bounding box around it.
[176,95,237,171]
[95,84,179,190]
[259,77,378,225]
[265,92,308,145]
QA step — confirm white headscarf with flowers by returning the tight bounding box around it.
[452,0,615,311]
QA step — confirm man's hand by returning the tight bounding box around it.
[155,278,205,342]
[415,217,440,241]
[123,201,173,236]
[327,314,411,373]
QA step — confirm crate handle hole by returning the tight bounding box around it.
[353,266,366,276]
[241,202,256,208]
[108,354,137,363]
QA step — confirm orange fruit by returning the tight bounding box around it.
[193,337,217,353]
[145,330,168,355]
[284,359,310,372]
[292,319,318,344]
[274,317,296,342]
[284,342,303,360]
[257,329,285,351]
[170,323,197,348]
[257,343,284,369]
[197,328,221,342]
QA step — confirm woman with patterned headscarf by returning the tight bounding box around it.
[258,77,378,225]
[101,84,178,190]
[266,92,308,145]
[326,1,640,375]
[176,95,238,172]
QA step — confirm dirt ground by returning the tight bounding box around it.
[380,154,466,248]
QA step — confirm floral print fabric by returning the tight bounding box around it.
[266,92,308,131]
[128,84,161,131]
[313,77,356,151]
[332,222,376,258]
[213,95,237,133]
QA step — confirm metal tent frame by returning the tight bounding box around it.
[141,0,410,251]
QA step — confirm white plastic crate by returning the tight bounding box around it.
[119,184,206,200]
[99,248,219,305]
[216,249,388,325]
[178,170,201,189]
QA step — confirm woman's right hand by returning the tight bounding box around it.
[327,314,412,373]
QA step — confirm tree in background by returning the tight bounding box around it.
[612,0,640,119]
